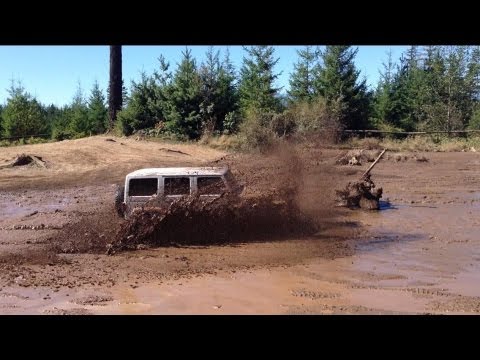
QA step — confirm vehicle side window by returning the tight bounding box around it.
[128,178,158,196]
[164,177,190,196]
[197,176,226,195]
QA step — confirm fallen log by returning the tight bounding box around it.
[336,149,386,210]
[361,148,386,179]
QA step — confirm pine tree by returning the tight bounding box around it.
[467,46,480,129]
[43,103,63,138]
[163,48,203,138]
[218,48,239,133]
[199,46,221,131]
[198,46,238,133]
[420,46,476,131]
[467,46,480,102]
[315,46,371,129]
[87,80,108,134]
[47,104,70,140]
[68,82,89,135]
[117,72,159,135]
[288,46,319,103]
[2,80,47,138]
[238,46,282,113]
[372,50,397,128]
[109,45,122,129]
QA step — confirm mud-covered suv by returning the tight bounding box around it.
[115,166,243,218]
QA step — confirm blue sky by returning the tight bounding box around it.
[0,46,409,107]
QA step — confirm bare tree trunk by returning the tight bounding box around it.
[109,46,122,130]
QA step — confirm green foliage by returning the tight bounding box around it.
[223,111,241,134]
[116,72,160,135]
[67,83,89,135]
[288,46,319,103]
[5,45,480,147]
[52,128,73,141]
[237,109,278,151]
[239,46,282,113]
[199,47,239,134]
[2,80,48,138]
[375,46,480,133]
[87,80,108,134]
[315,46,371,130]
[468,104,480,129]
[286,98,331,134]
[163,48,203,138]
[371,50,396,128]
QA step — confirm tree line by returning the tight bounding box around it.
[1,45,480,143]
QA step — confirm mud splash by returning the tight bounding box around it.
[107,191,318,254]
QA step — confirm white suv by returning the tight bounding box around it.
[115,166,243,218]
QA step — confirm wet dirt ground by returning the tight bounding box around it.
[1,137,479,314]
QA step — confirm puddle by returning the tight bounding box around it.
[0,198,71,221]
[2,189,479,314]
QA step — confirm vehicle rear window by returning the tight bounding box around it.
[197,176,226,195]
[164,177,190,195]
[129,178,158,196]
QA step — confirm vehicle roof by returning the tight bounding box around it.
[126,167,229,178]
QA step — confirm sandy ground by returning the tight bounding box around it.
[0,135,479,314]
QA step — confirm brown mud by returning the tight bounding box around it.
[0,136,479,314]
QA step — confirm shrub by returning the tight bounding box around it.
[237,110,278,152]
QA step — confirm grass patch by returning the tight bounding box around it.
[341,135,480,152]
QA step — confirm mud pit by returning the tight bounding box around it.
[109,185,317,253]
[1,135,479,314]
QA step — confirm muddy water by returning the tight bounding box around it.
[1,150,480,314]
[78,191,480,315]
[1,190,479,314]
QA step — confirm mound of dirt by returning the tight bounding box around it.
[336,150,383,166]
[0,154,47,169]
[107,191,318,254]
[335,174,383,210]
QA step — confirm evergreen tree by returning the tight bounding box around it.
[238,46,282,113]
[87,80,108,134]
[109,45,122,129]
[420,46,477,131]
[315,46,370,129]
[468,103,480,129]
[199,46,221,131]
[44,103,63,138]
[467,46,480,129]
[218,48,240,133]
[68,82,89,135]
[198,46,239,133]
[47,104,71,140]
[2,80,47,138]
[117,72,159,135]
[371,50,397,127]
[466,46,480,102]
[288,46,319,103]
[163,48,203,138]
[382,46,429,131]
